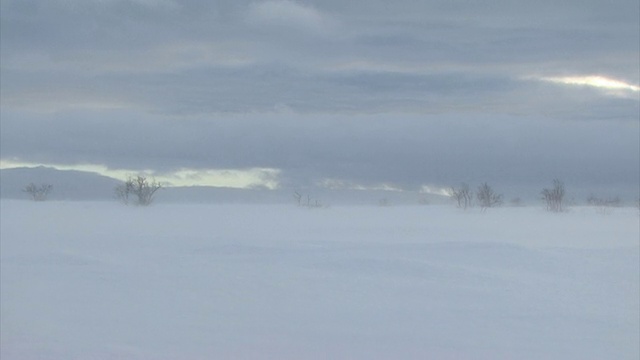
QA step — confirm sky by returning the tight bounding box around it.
[1,0,639,196]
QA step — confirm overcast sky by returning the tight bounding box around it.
[1,0,638,195]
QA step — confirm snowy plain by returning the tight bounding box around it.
[1,200,639,360]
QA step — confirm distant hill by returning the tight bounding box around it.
[0,166,451,205]
[0,166,123,201]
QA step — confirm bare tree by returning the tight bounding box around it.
[304,194,323,208]
[541,179,566,212]
[293,191,324,208]
[115,175,162,206]
[587,194,622,214]
[450,183,473,210]
[293,191,303,206]
[476,183,502,211]
[114,179,134,205]
[586,194,622,207]
[23,183,53,201]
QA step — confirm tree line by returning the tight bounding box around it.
[450,179,567,212]
[22,175,163,206]
[20,177,636,213]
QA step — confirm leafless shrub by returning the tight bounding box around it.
[476,183,502,211]
[115,175,162,206]
[294,191,324,208]
[541,179,566,212]
[449,183,473,210]
[293,191,303,206]
[23,183,53,201]
[587,194,623,214]
[586,194,622,207]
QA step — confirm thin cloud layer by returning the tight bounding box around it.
[246,0,335,34]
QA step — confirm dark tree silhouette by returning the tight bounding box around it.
[23,183,53,201]
[476,183,503,211]
[115,176,162,206]
[450,183,473,210]
[541,179,566,212]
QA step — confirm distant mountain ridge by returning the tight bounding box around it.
[0,166,123,201]
[0,167,285,203]
[0,166,450,205]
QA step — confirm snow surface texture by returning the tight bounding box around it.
[1,200,638,360]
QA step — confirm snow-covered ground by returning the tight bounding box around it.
[1,200,638,359]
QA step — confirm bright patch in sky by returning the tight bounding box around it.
[0,160,281,189]
[419,185,452,197]
[539,75,640,94]
[164,168,281,189]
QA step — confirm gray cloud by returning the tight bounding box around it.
[2,109,638,192]
[1,0,638,195]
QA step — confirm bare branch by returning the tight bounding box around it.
[476,183,503,211]
[23,183,53,201]
[541,179,566,212]
[115,175,162,206]
[450,183,473,210]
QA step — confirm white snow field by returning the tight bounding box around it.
[1,200,638,360]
